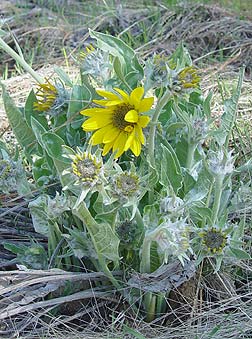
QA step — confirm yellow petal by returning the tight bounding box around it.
[135,124,145,144]
[102,141,114,156]
[113,88,129,102]
[130,139,141,156]
[124,128,136,151]
[103,126,120,143]
[138,97,154,113]
[129,87,144,108]
[113,132,128,158]
[93,99,122,106]
[96,89,119,100]
[80,108,112,116]
[90,125,111,145]
[82,115,111,131]
[124,110,139,123]
[138,115,150,128]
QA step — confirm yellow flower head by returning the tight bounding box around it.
[115,172,139,197]
[80,87,154,158]
[72,151,102,185]
[79,44,95,60]
[34,79,58,112]
[178,66,200,89]
[200,227,227,254]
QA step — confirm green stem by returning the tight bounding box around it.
[145,293,156,322]
[156,293,166,316]
[186,142,197,170]
[140,236,151,273]
[0,37,43,83]
[211,175,224,226]
[147,88,172,167]
[201,181,213,228]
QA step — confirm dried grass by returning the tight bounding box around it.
[0,269,121,338]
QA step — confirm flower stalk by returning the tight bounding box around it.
[140,235,151,273]
[186,141,197,170]
[211,175,224,226]
[0,37,43,84]
[147,88,172,167]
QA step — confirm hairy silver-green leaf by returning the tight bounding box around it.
[160,144,183,195]
[1,82,36,154]
[73,202,120,264]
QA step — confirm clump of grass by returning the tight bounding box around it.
[1,1,252,79]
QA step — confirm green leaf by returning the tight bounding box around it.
[175,138,188,167]
[29,195,51,236]
[3,243,27,254]
[65,228,96,260]
[229,247,251,260]
[67,84,92,123]
[66,129,81,146]
[203,91,212,118]
[1,82,36,154]
[31,116,48,146]
[189,165,212,200]
[89,29,143,86]
[166,122,186,136]
[113,56,127,84]
[190,206,212,223]
[173,103,191,126]
[232,219,245,242]
[30,124,77,191]
[183,171,196,195]
[160,144,183,195]
[32,157,53,186]
[73,202,120,264]
[41,132,67,160]
[216,68,244,146]
[170,42,192,68]
[147,162,159,189]
[24,89,48,128]
[54,66,73,87]
[218,187,232,218]
[40,133,79,194]
[3,241,48,269]
[143,203,159,228]
[184,184,209,205]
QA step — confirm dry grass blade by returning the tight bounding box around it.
[0,270,120,295]
[0,289,112,320]
[0,269,120,337]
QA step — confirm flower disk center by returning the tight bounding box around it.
[116,173,139,196]
[112,104,134,131]
[73,158,100,182]
[202,228,227,253]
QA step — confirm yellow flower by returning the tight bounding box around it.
[200,227,227,254]
[79,44,95,60]
[72,151,102,185]
[81,87,154,158]
[178,66,200,89]
[34,79,57,112]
